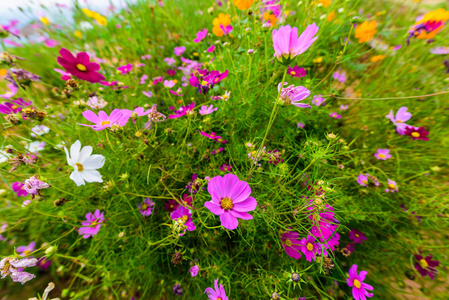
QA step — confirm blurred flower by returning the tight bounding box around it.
[0,84,18,99]
[205,174,257,230]
[319,0,332,7]
[348,229,367,244]
[164,199,179,212]
[233,0,254,10]
[329,112,341,119]
[173,283,183,296]
[207,45,215,53]
[404,126,429,141]
[190,265,199,277]
[297,122,305,128]
[174,46,186,56]
[79,209,105,238]
[65,140,105,186]
[340,105,348,111]
[31,125,50,137]
[0,257,38,284]
[74,30,83,39]
[333,71,347,82]
[386,107,412,135]
[346,264,374,300]
[374,149,391,160]
[371,55,386,62]
[117,63,133,74]
[219,164,232,172]
[205,278,228,300]
[17,241,35,256]
[312,95,326,106]
[212,13,233,37]
[0,98,32,114]
[357,174,369,186]
[199,104,218,115]
[139,198,155,217]
[355,20,377,43]
[143,90,153,98]
[12,181,28,197]
[287,66,307,77]
[87,96,107,109]
[408,9,449,43]
[430,46,449,54]
[164,79,176,88]
[168,102,195,119]
[194,29,208,43]
[57,48,105,83]
[414,253,439,279]
[385,179,398,193]
[164,57,176,66]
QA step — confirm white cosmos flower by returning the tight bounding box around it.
[64,140,105,186]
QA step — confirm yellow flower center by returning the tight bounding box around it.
[290,71,296,75]
[181,215,189,223]
[396,120,402,123]
[355,234,359,238]
[306,243,314,251]
[412,132,420,138]
[353,279,361,288]
[75,163,84,172]
[201,80,208,86]
[76,64,87,71]
[100,120,111,126]
[23,249,31,255]
[362,180,368,184]
[11,105,18,110]
[388,183,396,189]
[419,259,428,268]
[220,197,234,210]
[284,239,292,247]
[222,95,229,99]
[378,154,385,158]
[91,220,98,226]
[141,204,148,211]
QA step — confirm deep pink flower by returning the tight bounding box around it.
[99,80,118,86]
[207,45,215,53]
[117,63,133,75]
[374,149,391,160]
[278,82,311,108]
[57,48,105,83]
[330,112,341,119]
[348,229,367,244]
[152,76,163,85]
[404,126,429,141]
[174,46,186,56]
[204,278,229,300]
[37,257,51,270]
[347,265,374,300]
[319,232,340,255]
[79,109,131,130]
[219,164,232,172]
[205,174,257,230]
[287,66,307,77]
[300,234,319,262]
[165,199,180,212]
[168,102,195,119]
[190,265,199,277]
[78,209,105,238]
[194,29,208,43]
[0,98,32,115]
[12,182,28,197]
[189,69,228,94]
[414,253,440,279]
[170,205,196,235]
[272,24,319,64]
[54,68,71,81]
[306,199,338,240]
[138,198,155,217]
[280,230,302,259]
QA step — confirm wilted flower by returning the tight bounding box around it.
[23,175,50,198]
[0,257,38,284]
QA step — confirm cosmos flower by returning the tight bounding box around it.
[347,265,374,300]
[340,105,348,111]
[193,29,208,43]
[355,20,377,43]
[385,179,398,193]
[143,91,153,98]
[12,181,28,197]
[287,66,307,78]
[356,174,369,187]
[408,9,449,43]
[306,199,339,240]
[117,63,133,74]
[199,105,218,115]
[281,231,302,259]
[404,126,429,141]
[0,84,18,99]
[79,209,105,238]
[329,112,341,119]
[99,80,118,86]
[164,79,176,88]
[173,283,183,296]
[65,140,105,186]
[205,174,257,230]
[170,205,196,235]
[414,253,440,279]
[57,48,105,83]
[207,45,215,53]
[87,96,108,109]
[233,0,254,10]
[31,125,50,137]
[138,198,155,217]
[23,175,50,196]
[168,102,195,119]
[0,98,32,115]
[164,57,176,66]
[300,235,319,262]
[16,241,36,256]
[333,71,347,82]
[312,95,326,106]
[204,278,229,300]
[79,109,131,130]
[174,46,186,56]
[272,24,319,64]
[278,82,311,107]
[164,199,180,212]
[190,265,199,277]
[219,164,232,172]
[0,257,38,284]
[374,149,391,160]
[212,13,233,37]
[430,47,449,54]
[348,229,367,244]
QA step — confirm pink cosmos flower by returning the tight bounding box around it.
[57,48,105,83]
[190,265,199,277]
[204,278,229,300]
[306,199,338,240]
[168,102,195,119]
[287,66,307,77]
[280,230,302,259]
[219,164,232,172]
[333,71,347,82]
[300,234,319,262]
[347,265,374,300]
[385,179,398,193]
[340,105,349,111]
[272,24,319,64]
[174,46,186,56]
[194,29,208,43]
[414,253,440,279]
[430,47,449,54]
[199,104,218,115]
[297,122,305,128]
[164,57,176,66]
[200,132,227,144]
[0,98,32,115]
[312,95,326,106]
[79,109,131,130]
[207,45,215,53]
[117,63,133,74]
[386,107,412,134]
[79,209,105,238]
[356,174,369,187]
[143,91,153,98]
[141,54,152,60]
[12,182,28,197]
[99,80,118,87]
[138,198,155,217]
[87,96,107,109]
[319,232,340,256]
[164,80,176,88]
[205,174,257,230]
[169,89,183,96]
[139,74,148,85]
[374,149,391,160]
[278,82,311,107]
[348,229,367,244]
[330,112,341,119]
[17,241,35,256]
[0,84,18,99]
[170,205,196,235]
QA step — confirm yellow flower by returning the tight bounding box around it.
[212,13,231,37]
[313,57,323,64]
[82,8,95,18]
[0,68,7,77]
[74,30,83,39]
[355,20,377,43]
[93,13,108,26]
[327,11,336,22]
[40,17,49,25]
[319,0,332,7]
[413,8,449,40]
[371,55,386,62]
[263,11,277,27]
[233,0,254,10]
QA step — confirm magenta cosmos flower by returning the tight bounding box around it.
[272,24,319,64]
[80,109,131,130]
[138,198,155,217]
[287,66,307,77]
[414,253,440,279]
[78,209,105,238]
[374,149,391,160]
[347,265,374,300]
[300,234,319,262]
[356,174,369,187]
[168,102,195,119]
[57,48,105,83]
[12,181,28,197]
[280,230,302,259]
[278,82,311,108]
[117,63,133,75]
[204,278,229,300]
[348,229,367,244]
[205,174,257,230]
[312,95,326,106]
[404,126,429,141]
[194,29,208,43]
[190,265,199,277]
[0,98,32,115]
[306,199,338,240]
[170,205,196,236]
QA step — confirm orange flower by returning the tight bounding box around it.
[319,0,332,7]
[413,8,449,40]
[327,11,336,22]
[263,11,278,27]
[212,13,232,37]
[233,0,254,10]
[371,55,386,62]
[355,20,377,43]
